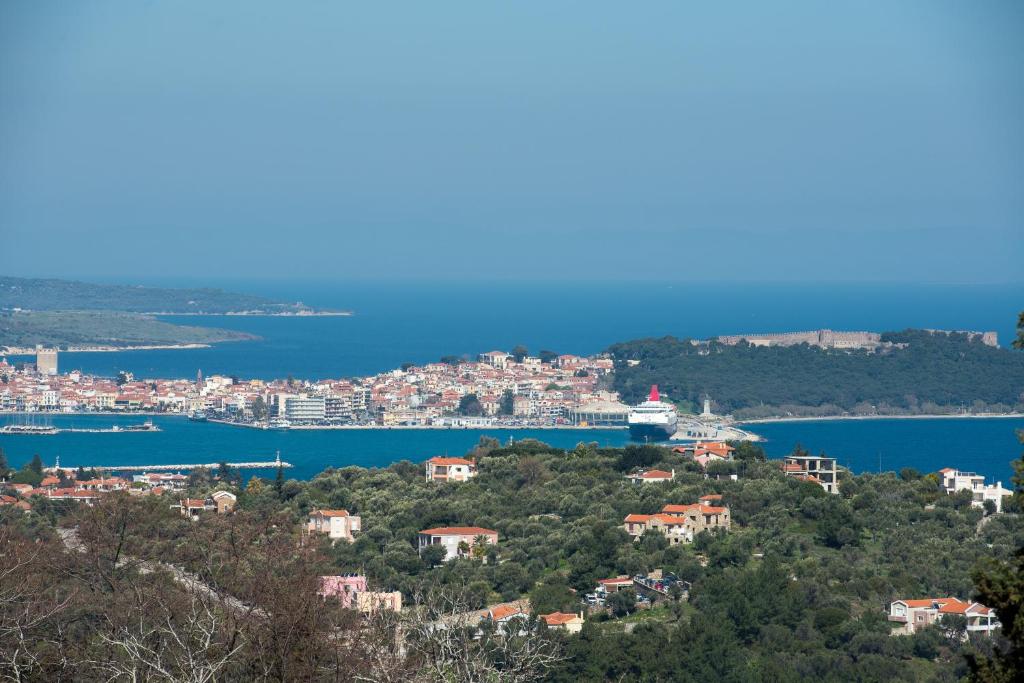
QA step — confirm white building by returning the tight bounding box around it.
[782,454,839,494]
[939,468,1011,513]
[425,456,477,482]
[284,396,326,422]
[417,526,498,562]
[308,509,362,542]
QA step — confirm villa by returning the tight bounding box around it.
[308,508,362,542]
[425,456,477,483]
[888,598,1000,637]
[624,502,731,544]
[938,468,1011,513]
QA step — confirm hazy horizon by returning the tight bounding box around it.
[2,1,1022,282]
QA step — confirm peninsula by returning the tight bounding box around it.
[0,277,349,351]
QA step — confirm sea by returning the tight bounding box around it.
[3,281,1023,481]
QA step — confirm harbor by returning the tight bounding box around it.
[3,412,1022,482]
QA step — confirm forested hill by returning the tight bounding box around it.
[609,329,1024,419]
[0,276,328,314]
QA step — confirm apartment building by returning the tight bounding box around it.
[782,453,839,493]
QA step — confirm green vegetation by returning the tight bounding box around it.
[0,276,329,314]
[4,435,1023,681]
[610,329,1024,418]
[0,309,256,349]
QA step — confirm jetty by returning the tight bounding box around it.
[46,454,292,473]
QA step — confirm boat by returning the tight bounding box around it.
[627,385,679,441]
[122,419,160,432]
[0,424,59,435]
[267,418,291,430]
[188,410,208,422]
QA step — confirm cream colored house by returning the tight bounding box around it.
[308,509,362,542]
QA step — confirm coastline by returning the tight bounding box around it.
[738,413,1024,426]
[151,311,351,317]
[1,343,213,354]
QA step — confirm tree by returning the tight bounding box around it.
[421,544,447,568]
[0,447,9,479]
[249,396,268,422]
[28,454,43,476]
[439,355,462,366]
[538,350,558,364]
[530,577,577,615]
[274,464,285,499]
[458,394,483,417]
[1012,430,1024,513]
[499,389,515,416]
[510,345,529,362]
[608,589,636,618]
[968,547,1024,681]
[1014,311,1024,350]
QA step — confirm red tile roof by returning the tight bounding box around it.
[540,612,580,626]
[427,457,474,466]
[312,509,350,518]
[419,526,497,537]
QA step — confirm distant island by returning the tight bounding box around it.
[0,277,349,351]
[609,328,1024,420]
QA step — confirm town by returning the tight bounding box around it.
[0,346,637,429]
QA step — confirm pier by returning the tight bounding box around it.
[46,455,292,473]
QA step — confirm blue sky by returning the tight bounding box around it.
[0,1,1021,282]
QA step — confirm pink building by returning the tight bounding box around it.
[319,575,402,613]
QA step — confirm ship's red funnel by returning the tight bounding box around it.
[649,385,660,402]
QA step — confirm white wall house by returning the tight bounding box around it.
[308,509,362,542]
[417,526,498,562]
[425,456,477,482]
[939,468,1011,513]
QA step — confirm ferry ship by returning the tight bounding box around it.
[627,385,679,441]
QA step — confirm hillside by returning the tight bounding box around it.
[609,330,1024,419]
[0,276,337,314]
[3,437,1021,680]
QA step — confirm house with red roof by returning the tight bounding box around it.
[418,526,498,562]
[626,469,675,484]
[889,598,1000,636]
[624,502,731,544]
[425,456,477,483]
[781,453,839,494]
[540,611,585,633]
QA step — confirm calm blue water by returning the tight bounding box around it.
[3,414,1021,483]
[6,281,1022,381]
